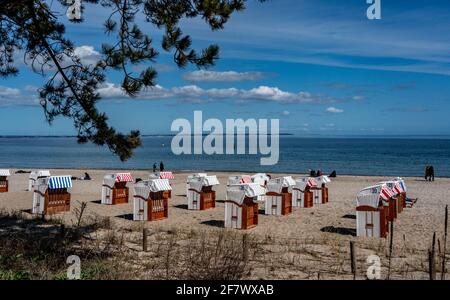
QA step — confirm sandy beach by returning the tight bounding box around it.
[1,168,449,280]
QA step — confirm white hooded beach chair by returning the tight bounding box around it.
[133,179,172,221]
[251,173,270,201]
[28,170,51,191]
[311,175,331,204]
[265,176,296,216]
[101,173,133,205]
[150,171,174,198]
[393,177,408,208]
[356,183,393,238]
[186,173,208,195]
[227,175,253,185]
[0,169,11,193]
[377,179,406,219]
[32,175,72,215]
[292,177,318,208]
[225,183,266,230]
[187,175,220,210]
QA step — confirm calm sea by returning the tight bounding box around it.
[1,136,450,177]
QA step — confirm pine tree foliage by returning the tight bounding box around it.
[0,0,263,160]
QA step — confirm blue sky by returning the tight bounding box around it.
[1,0,450,136]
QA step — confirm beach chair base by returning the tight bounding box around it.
[0,178,8,193]
[265,192,292,215]
[44,189,71,215]
[188,190,216,211]
[111,186,129,205]
[356,206,388,238]
[225,198,258,230]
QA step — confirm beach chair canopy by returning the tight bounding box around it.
[377,180,403,196]
[266,176,296,193]
[294,177,318,191]
[228,175,252,185]
[226,183,267,205]
[316,175,331,185]
[29,170,51,180]
[0,169,11,177]
[134,179,172,199]
[357,183,393,208]
[151,171,174,180]
[188,175,220,192]
[103,173,133,187]
[47,176,72,190]
[186,173,208,183]
[251,173,270,185]
[393,177,407,192]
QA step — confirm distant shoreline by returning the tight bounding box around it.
[4,167,448,179]
[1,134,450,139]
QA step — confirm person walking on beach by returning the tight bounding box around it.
[160,161,165,172]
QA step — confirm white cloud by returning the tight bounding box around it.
[0,86,39,106]
[207,88,240,99]
[172,85,204,98]
[325,107,344,113]
[183,70,268,82]
[96,83,334,104]
[97,83,172,100]
[73,45,102,66]
[0,86,21,98]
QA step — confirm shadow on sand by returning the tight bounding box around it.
[201,220,224,228]
[116,214,134,221]
[342,214,356,220]
[320,226,356,236]
[174,204,189,210]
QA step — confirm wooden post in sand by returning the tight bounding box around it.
[387,221,394,280]
[429,232,436,280]
[142,228,148,252]
[442,205,448,280]
[350,241,357,280]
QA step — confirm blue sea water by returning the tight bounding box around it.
[1,136,450,177]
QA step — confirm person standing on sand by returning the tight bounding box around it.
[425,165,435,182]
[430,165,435,181]
[153,163,157,173]
[160,161,164,172]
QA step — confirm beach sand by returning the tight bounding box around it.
[1,168,449,280]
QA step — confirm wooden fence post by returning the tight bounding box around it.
[350,241,357,280]
[429,232,436,280]
[442,205,448,280]
[143,228,148,252]
[387,221,394,280]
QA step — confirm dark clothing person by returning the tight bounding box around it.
[160,161,164,172]
[425,166,435,182]
[317,170,323,177]
[329,170,337,178]
[310,170,316,177]
[84,172,91,180]
[153,163,157,173]
[430,166,434,181]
